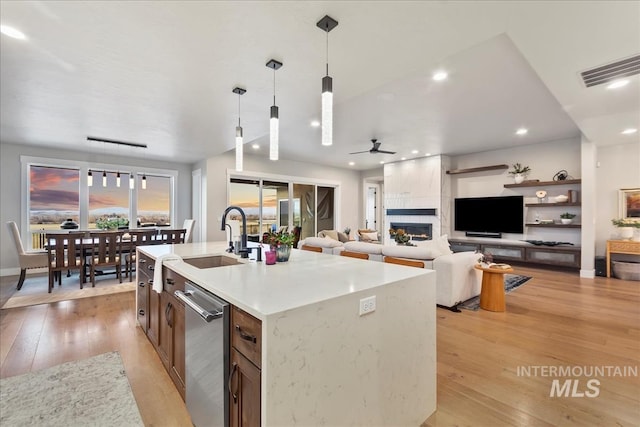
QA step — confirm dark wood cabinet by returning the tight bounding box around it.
[158,290,173,371]
[230,348,261,427]
[170,298,186,398]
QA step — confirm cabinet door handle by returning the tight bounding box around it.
[228,362,238,403]
[148,265,155,271]
[235,325,257,343]
[138,282,145,288]
[138,309,145,316]
[139,259,146,264]
[166,278,175,286]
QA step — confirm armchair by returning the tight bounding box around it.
[6,221,48,290]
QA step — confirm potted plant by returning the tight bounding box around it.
[389,228,414,246]
[508,163,531,184]
[560,212,576,224]
[343,227,351,239]
[611,218,640,240]
[263,230,295,261]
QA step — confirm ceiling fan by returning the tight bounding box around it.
[349,139,396,155]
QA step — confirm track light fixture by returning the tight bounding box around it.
[266,59,283,161]
[317,15,338,147]
[233,87,247,171]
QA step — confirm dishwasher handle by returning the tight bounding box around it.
[174,290,223,322]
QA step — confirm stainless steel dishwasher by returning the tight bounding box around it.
[175,282,230,427]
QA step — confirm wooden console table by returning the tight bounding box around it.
[474,265,514,312]
[606,240,640,278]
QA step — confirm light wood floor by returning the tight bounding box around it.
[2,267,639,426]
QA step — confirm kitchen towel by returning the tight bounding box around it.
[153,253,183,293]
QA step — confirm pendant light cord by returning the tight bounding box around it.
[273,67,276,106]
[238,93,241,127]
[326,27,329,76]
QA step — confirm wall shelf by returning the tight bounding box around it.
[504,179,581,188]
[526,223,581,228]
[446,164,508,175]
[525,202,581,207]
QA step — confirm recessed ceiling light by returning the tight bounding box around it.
[0,25,26,40]
[607,80,629,89]
[516,128,528,135]
[310,120,320,127]
[252,144,260,149]
[425,153,431,156]
[348,161,355,166]
[621,128,638,135]
[379,161,385,164]
[401,157,406,160]
[432,71,448,81]
[411,150,419,154]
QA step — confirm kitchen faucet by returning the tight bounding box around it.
[221,206,248,258]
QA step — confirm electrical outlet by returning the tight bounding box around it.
[359,295,376,316]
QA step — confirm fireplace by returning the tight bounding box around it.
[389,222,432,241]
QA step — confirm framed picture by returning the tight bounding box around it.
[619,188,640,219]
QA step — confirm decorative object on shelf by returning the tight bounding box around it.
[343,226,351,238]
[523,240,574,246]
[611,218,640,240]
[553,169,569,181]
[619,188,640,220]
[538,219,554,224]
[389,228,413,245]
[554,194,569,203]
[536,190,547,203]
[508,163,531,184]
[560,212,576,224]
[476,251,494,266]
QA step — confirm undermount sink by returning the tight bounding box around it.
[183,255,240,269]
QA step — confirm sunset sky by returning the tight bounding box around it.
[30,166,170,212]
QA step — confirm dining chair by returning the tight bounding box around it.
[6,221,49,290]
[45,232,86,292]
[182,219,196,243]
[158,228,186,244]
[125,229,158,279]
[340,250,369,260]
[88,231,124,287]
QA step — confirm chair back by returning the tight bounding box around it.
[158,228,186,244]
[46,232,85,269]
[129,229,158,247]
[89,231,123,265]
[7,221,26,255]
[182,219,196,243]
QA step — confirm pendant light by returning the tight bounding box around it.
[266,59,283,161]
[233,87,247,171]
[116,171,121,187]
[87,170,93,187]
[129,172,135,189]
[317,15,338,146]
[102,170,107,187]
[142,174,147,190]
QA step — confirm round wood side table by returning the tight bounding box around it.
[474,264,514,312]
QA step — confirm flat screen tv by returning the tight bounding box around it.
[454,195,524,235]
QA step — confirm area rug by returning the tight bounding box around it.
[459,274,532,311]
[1,273,135,310]
[0,351,143,426]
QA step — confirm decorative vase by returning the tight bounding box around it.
[618,227,634,240]
[276,245,292,262]
[514,174,525,184]
[560,219,573,225]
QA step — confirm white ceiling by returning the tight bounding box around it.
[1,1,639,170]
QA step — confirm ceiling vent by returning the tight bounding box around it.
[580,54,640,87]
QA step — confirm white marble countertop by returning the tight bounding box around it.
[138,241,431,319]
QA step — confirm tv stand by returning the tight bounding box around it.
[449,238,581,269]
[465,231,502,239]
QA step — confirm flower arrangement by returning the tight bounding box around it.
[611,218,640,228]
[389,228,412,245]
[508,163,531,176]
[263,230,296,247]
[560,212,576,219]
[343,227,351,236]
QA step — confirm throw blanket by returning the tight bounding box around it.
[153,253,182,292]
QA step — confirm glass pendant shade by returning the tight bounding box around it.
[235,126,243,172]
[142,174,147,190]
[87,170,93,187]
[322,75,333,146]
[102,171,107,187]
[116,171,121,187]
[270,105,279,161]
[129,173,135,189]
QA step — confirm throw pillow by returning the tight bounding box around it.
[302,236,343,248]
[337,231,350,243]
[360,231,379,242]
[414,234,453,257]
[321,230,340,241]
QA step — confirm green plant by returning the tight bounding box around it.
[560,212,576,219]
[508,163,531,176]
[95,217,129,230]
[611,218,640,228]
[263,230,296,247]
[390,228,411,244]
[343,227,351,235]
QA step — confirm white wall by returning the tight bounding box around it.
[0,142,193,273]
[205,151,361,242]
[595,142,640,255]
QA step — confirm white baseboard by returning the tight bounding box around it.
[580,269,595,279]
[0,267,47,277]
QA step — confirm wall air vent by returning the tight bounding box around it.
[580,54,640,87]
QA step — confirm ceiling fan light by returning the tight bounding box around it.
[322,76,333,146]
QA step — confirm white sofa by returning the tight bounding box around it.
[297,236,481,310]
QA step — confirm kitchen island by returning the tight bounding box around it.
[138,242,436,426]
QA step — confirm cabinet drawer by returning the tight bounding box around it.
[164,268,186,293]
[137,252,156,275]
[482,245,525,261]
[231,307,262,368]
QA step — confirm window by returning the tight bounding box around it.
[137,174,171,227]
[88,171,130,229]
[29,165,80,232]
